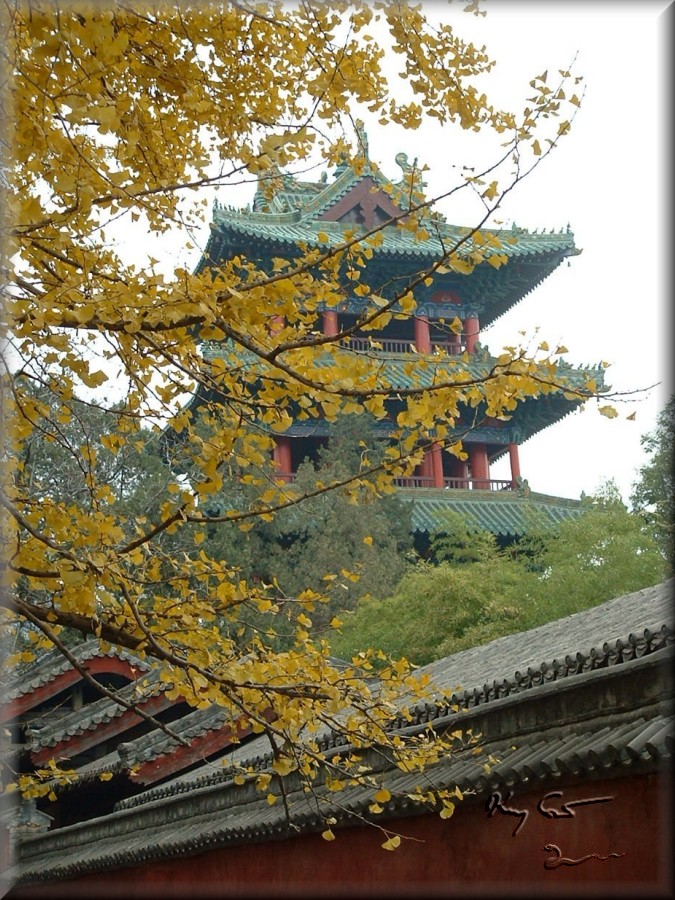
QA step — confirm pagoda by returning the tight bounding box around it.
[195,137,604,540]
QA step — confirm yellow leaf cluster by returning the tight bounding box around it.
[1,0,606,829]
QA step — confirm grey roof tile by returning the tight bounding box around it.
[114,581,673,812]
[8,580,673,888]
[27,669,166,750]
[414,580,673,699]
[4,640,149,702]
[13,705,673,885]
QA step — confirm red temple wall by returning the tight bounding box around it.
[10,770,673,898]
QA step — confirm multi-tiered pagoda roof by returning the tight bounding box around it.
[194,142,605,538]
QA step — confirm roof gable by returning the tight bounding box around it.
[317,175,405,228]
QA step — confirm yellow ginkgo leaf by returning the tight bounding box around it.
[381,835,401,851]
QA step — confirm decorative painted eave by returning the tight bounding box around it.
[197,151,579,327]
[207,205,576,264]
[200,342,606,445]
[25,671,176,767]
[200,341,605,390]
[4,641,149,703]
[70,703,235,786]
[72,704,258,790]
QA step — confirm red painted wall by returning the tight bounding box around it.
[10,772,673,898]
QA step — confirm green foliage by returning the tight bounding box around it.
[630,397,674,566]
[519,480,668,623]
[428,510,500,565]
[209,416,414,639]
[330,557,527,665]
[332,483,668,665]
[13,382,173,521]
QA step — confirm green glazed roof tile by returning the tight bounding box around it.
[200,155,580,328]
[399,488,587,535]
[200,342,605,445]
[211,206,576,261]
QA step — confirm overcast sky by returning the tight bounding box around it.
[362,0,670,503]
[134,1,670,505]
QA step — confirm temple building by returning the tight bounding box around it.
[195,139,605,540]
[13,141,667,898]
[4,581,673,896]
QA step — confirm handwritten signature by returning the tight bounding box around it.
[485,790,529,836]
[537,790,614,819]
[543,843,625,869]
[485,789,624,869]
[486,789,614,835]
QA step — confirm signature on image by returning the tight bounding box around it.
[485,789,625,869]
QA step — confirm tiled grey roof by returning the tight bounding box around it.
[112,580,674,810]
[73,702,236,783]
[4,640,150,703]
[12,652,673,885]
[26,669,167,751]
[9,581,673,886]
[414,579,673,697]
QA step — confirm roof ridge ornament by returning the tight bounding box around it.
[355,119,369,160]
[394,152,427,196]
[395,151,417,176]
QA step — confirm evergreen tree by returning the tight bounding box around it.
[630,397,674,566]
[209,415,415,639]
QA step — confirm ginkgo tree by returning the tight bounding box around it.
[0,0,614,835]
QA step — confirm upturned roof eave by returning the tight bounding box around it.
[206,214,577,259]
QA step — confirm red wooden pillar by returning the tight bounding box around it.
[430,442,444,488]
[508,442,521,489]
[464,314,480,353]
[420,448,433,482]
[468,443,489,489]
[273,436,292,483]
[449,456,469,488]
[414,315,431,353]
[322,310,339,337]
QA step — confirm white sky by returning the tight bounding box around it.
[119,1,670,505]
[362,0,671,503]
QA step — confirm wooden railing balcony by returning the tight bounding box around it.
[394,476,515,491]
[341,337,466,355]
[276,473,515,491]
